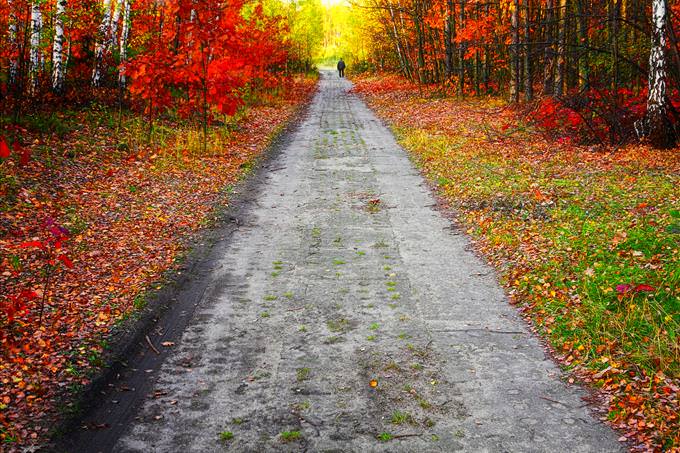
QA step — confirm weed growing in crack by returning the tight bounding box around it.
[324,336,342,344]
[296,367,311,382]
[293,401,310,411]
[219,431,234,442]
[391,410,413,425]
[419,398,432,410]
[327,318,350,333]
[377,432,393,442]
[280,431,302,442]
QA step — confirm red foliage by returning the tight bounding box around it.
[127,0,287,121]
[0,137,10,158]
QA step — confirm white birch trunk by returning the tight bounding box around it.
[92,0,113,87]
[108,0,123,53]
[638,0,675,148]
[52,0,67,93]
[29,3,42,93]
[118,0,131,88]
[7,0,18,86]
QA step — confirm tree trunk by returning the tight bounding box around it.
[554,0,567,96]
[414,12,427,84]
[29,2,42,93]
[510,0,520,102]
[92,0,113,87]
[576,0,589,90]
[7,0,18,87]
[52,0,67,94]
[388,1,410,79]
[543,0,554,95]
[640,0,675,148]
[457,0,465,95]
[444,0,454,78]
[611,0,621,92]
[523,0,532,101]
[119,0,131,88]
[108,0,123,53]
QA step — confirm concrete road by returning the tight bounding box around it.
[88,70,621,452]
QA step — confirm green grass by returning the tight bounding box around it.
[280,430,302,442]
[377,432,393,442]
[391,410,413,425]
[219,431,234,441]
[327,318,350,333]
[296,367,311,382]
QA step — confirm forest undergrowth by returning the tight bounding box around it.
[0,75,317,447]
[353,74,679,452]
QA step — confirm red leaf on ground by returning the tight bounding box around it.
[615,284,632,294]
[633,284,655,293]
[18,241,45,250]
[0,138,10,158]
[57,254,74,269]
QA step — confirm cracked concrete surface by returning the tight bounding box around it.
[112,70,622,452]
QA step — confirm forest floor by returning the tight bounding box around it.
[60,70,619,452]
[0,75,317,448]
[352,73,679,451]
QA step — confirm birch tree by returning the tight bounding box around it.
[52,0,67,93]
[119,0,131,88]
[29,3,43,93]
[108,0,123,53]
[639,0,676,149]
[93,0,113,87]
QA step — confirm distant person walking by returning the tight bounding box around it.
[337,58,346,78]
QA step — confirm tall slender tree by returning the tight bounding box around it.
[510,0,520,102]
[29,2,43,93]
[93,0,113,87]
[640,0,676,148]
[52,0,67,94]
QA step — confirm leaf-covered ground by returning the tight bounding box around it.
[0,76,317,447]
[353,74,679,452]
